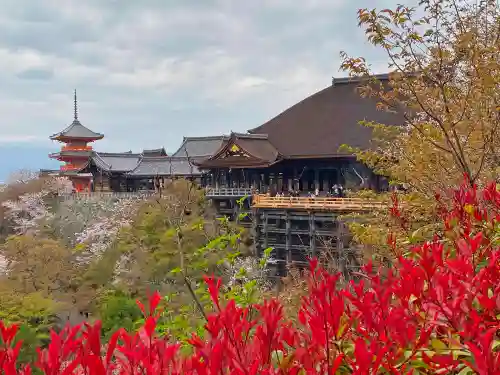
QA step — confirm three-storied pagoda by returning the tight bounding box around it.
[49,91,104,192]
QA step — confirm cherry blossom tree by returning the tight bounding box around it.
[1,176,146,268]
[71,197,146,263]
[1,177,72,236]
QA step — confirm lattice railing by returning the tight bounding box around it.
[59,191,156,201]
[205,187,253,197]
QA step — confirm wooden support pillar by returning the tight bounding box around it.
[215,169,220,189]
[244,170,249,188]
[285,211,291,268]
[314,170,320,191]
[214,200,221,216]
[252,208,260,257]
[293,168,299,191]
[322,171,329,192]
[337,219,345,276]
[309,213,316,258]
[263,211,269,251]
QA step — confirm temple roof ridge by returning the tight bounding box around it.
[128,155,200,177]
[91,152,141,172]
[182,135,229,141]
[142,147,167,156]
[95,151,140,157]
[331,72,391,86]
[140,155,186,161]
[231,132,268,140]
[171,135,228,159]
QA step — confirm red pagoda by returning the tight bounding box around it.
[49,91,104,192]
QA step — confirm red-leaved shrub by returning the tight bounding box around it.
[0,179,499,374]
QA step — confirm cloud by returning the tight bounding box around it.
[0,0,399,179]
[16,68,54,81]
[0,135,45,143]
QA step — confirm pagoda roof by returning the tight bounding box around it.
[248,73,406,158]
[171,135,228,159]
[91,152,141,172]
[39,169,61,177]
[49,149,93,159]
[50,119,104,141]
[56,169,93,177]
[127,156,201,177]
[50,90,104,141]
[197,133,280,169]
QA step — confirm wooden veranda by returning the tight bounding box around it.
[251,194,385,211]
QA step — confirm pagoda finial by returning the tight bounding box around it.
[73,89,78,121]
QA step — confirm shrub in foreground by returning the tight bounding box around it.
[0,180,499,374]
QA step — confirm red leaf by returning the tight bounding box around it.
[149,291,162,315]
[136,299,146,315]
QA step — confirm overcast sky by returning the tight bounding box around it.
[0,0,399,181]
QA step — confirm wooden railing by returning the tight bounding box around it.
[252,195,385,211]
[205,188,253,197]
[60,164,81,171]
[61,145,93,152]
[59,191,156,201]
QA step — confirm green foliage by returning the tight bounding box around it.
[75,181,263,346]
[0,235,76,299]
[155,243,273,349]
[98,291,142,339]
[121,193,273,349]
[0,288,59,365]
[111,181,226,294]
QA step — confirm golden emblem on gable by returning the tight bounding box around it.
[220,143,250,158]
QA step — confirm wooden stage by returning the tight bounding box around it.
[252,194,385,211]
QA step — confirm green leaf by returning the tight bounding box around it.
[475,259,488,272]
[430,338,447,352]
[264,247,273,257]
[409,359,429,369]
[457,365,475,375]
[170,267,182,275]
